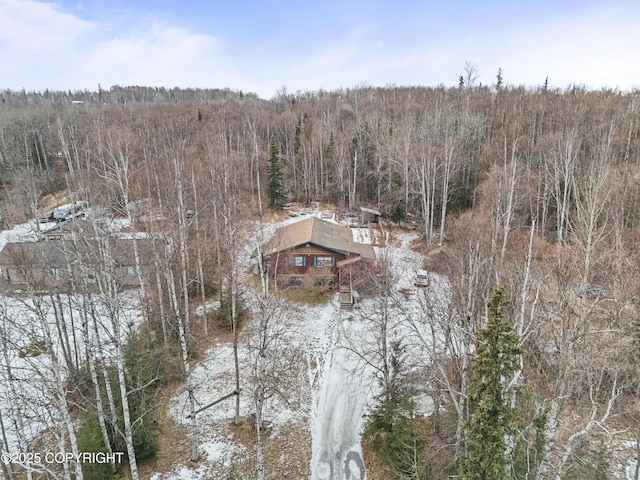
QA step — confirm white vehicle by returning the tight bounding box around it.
[414,269,429,287]
[52,201,88,222]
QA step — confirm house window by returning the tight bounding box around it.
[47,234,63,241]
[123,266,135,277]
[314,256,334,267]
[285,256,306,267]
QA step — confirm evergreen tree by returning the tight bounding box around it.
[389,199,406,224]
[496,68,504,90]
[459,283,523,480]
[365,341,428,479]
[294,115,303,157]
[267,134,287,209]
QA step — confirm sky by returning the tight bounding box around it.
[1,0,639,99]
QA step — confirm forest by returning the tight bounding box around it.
[0,81,640,480]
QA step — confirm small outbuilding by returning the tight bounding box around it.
[360,207,381,224]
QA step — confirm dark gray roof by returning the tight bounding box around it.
[0,238,155,268]
[0,241,72,268]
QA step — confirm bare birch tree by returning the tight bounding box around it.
[546,129,580,245]
[248,294,302,480]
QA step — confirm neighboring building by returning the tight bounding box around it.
[0,238,152,291]
[41,218,91,241]
[262,216,376,288]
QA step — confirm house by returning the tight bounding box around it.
[0,238,153,291]
[262,216,376,288]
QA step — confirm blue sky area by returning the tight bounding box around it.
[1,0,638,98]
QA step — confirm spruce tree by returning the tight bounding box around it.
[459,283,523,480]
[267,134,287,210]
[364,341,427,478]
[496,68,504,90]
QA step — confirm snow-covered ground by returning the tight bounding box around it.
[0,213,473,479]
[157,214,453,479]
[0,220,41,249]
[0,212,134,250]
[0,291,144,450]
[4,211,639,479]
[310,310,374,480]
[157,214,640,479]
[309,228,429,480]
[0,218,142,453]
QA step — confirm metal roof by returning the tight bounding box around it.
[360,207,381,215]
[263,216,375,260]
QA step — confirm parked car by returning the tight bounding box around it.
[414,269,429,287]
[52,201,88,222]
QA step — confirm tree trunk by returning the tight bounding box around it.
[165,249,199,461]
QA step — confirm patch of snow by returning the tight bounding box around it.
[149,437,245,480]
[413,392,436,417]
[169,344,251,426]
[0,291,145,450]
[351,227,372,245]
[103,217,132,231]
[117,231,153,239]
[161,465,207,480]
[626,460,639,480]
[201,439,243,464]
[0,220,41,249]
[310,311,375,480]
[164,215,452,479]
[193,300,221,317]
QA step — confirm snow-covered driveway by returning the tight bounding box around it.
[310,310,374,480]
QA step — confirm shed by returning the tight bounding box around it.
[360,207,381,224]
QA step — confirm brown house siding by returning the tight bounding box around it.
[267,244,348,285]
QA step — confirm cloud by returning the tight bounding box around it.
[268,1,640,94]
[0,0,96,84]
[0,0,638,97]
[452,3,640,90]
[0,1,240,93]
[257,23,401,94]
[82,22,234,89]
[0,0,93,54]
